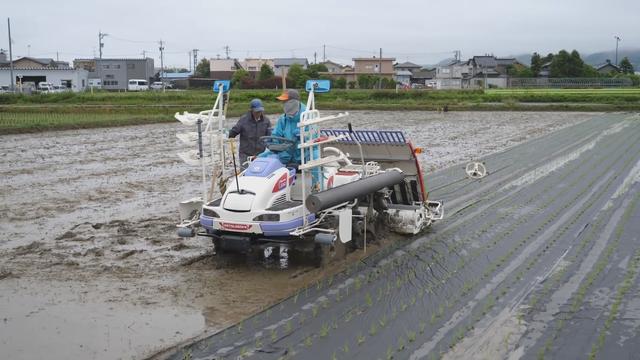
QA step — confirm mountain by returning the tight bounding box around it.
[583,49,640,69]
[433,49,640,71]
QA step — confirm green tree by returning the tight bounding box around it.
[530,52,542,76]
[334,77,347,89]
[231,69,250,88]
[619,57,635,74]
[258,63,275,81]
[305,64,329,78]
[287,64,306,88]
[195,59,210,78]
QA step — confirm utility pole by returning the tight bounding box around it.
[7,18,14,92]
[323,44,326,62]
[614,36,621,65]
[224,45,230,59]
[314,51,317,64]
[141,50,146,58]
[188,51,192,72]
[192,49,199,74]
[379,48,383,89]
[159,40,165,92]
[98,31,108,59]
[56,51,59,61]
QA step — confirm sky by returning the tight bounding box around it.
[1,0,638,68]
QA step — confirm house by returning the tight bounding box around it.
[273,58,308,78]
[596,60,621,75]
[410,68,436,86]
[320,60,343,73]
[539,61,552,77]
[435,60,470,89]
[353,57,395,78]
[394,70,412,86]
[394,61,422,74]
[4,56,70,69]
[209,58,243,80]
[241,58,274,79]
[73,58,155,90]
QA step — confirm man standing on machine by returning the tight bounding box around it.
[228,99,272,167]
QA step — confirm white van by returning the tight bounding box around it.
[128,79,149,91]
[38,82,54,93]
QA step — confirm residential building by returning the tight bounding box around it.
[209,58,243,80]
[394,70,412,86]
[241,58,274,72]
[73,58,155,90]
[434,56,521,89]
[273,58,309,78]
[320,60,343,73]
[353,57,395,77]
[435,60,470,89]
[596,60,621,75]
[410,68,436,86]
[394,61,422,74]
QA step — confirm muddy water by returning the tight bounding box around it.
[0,111,591,359]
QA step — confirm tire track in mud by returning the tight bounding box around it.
[162,114,640,360]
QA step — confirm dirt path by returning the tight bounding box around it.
[0,111,592,359]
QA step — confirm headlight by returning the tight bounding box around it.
[202,208,219,218]
[253,214,280,222]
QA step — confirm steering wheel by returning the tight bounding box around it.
[259,136,296,153]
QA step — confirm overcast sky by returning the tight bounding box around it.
[1,0,638,68]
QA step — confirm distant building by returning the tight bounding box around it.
[1,55,88,91]
[241,58,274,79]
[596,60,621,75]
[209,58,243,80]
[73,58,155,90]
[394,61,422,74]
[320,60,343,73]
[410,68,436,86]
[353,57,395,77]
[273,58,309,78]
[394,70,412,86]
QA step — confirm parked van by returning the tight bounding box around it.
[38,82,54,93]
[128,79,149,91]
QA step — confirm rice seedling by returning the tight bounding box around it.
[369,322,378,336]
[320,323,330,338]
[357,333,366,346]
[342,341,350,354]
[406,330,417,343]
[304,335,313,347]
[397,336,405,351]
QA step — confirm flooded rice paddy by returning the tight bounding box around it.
[0,111,602,359]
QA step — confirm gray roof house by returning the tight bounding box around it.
[394,61,422,73]
[596,60,621,75]
[273,58,309,77]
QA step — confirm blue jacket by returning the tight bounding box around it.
[259,103,307,165]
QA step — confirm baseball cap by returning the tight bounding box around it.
[276,89,300,101]
[249,99,264,112]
